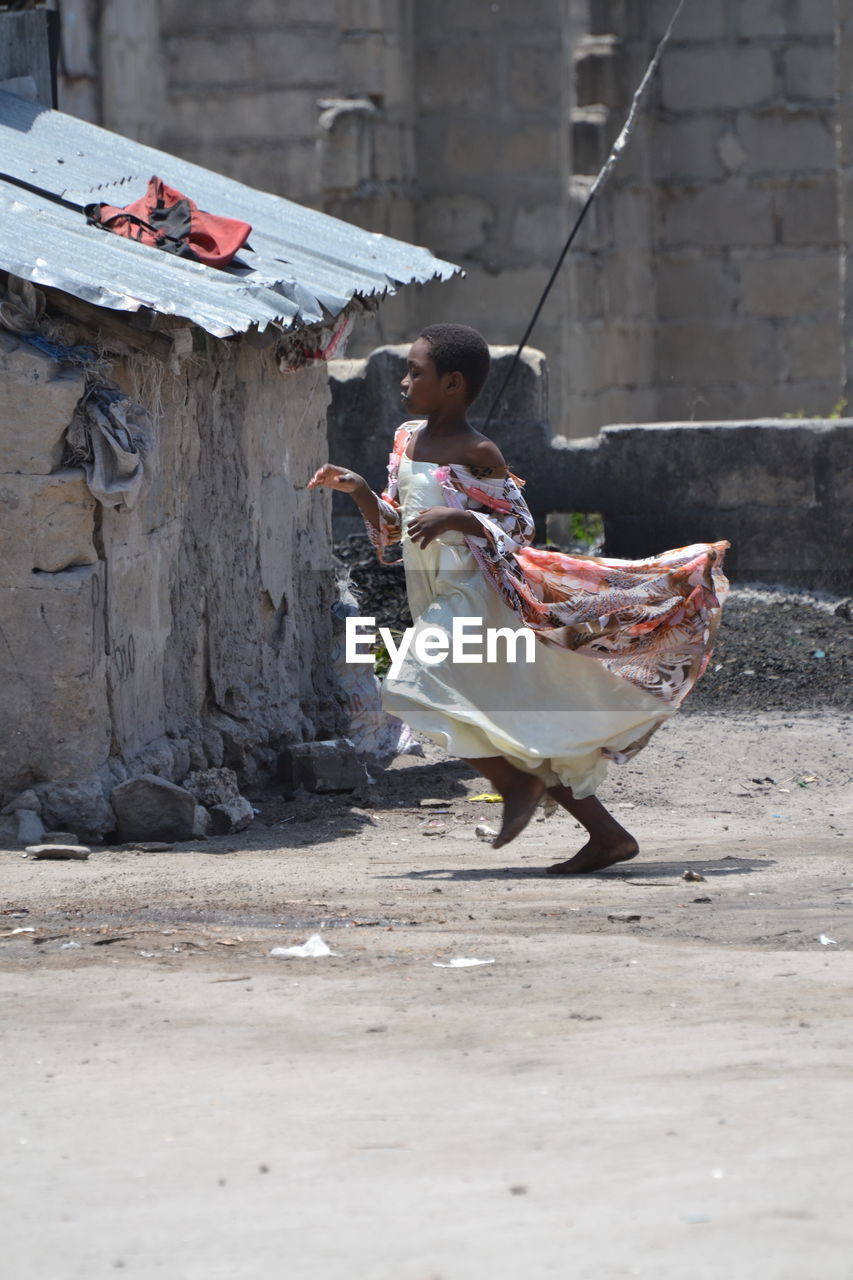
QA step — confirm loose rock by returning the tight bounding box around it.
[682,869,706,882]
[38,777,114,844]
[279,739,367,793]
[2,789,42,815]
[208,796,254,835]
[111,774,196,842]
[16,809,45,846]
[26,844,91,861]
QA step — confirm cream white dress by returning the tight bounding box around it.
[380,452,676,798]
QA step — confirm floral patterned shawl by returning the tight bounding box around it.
[367,421,729,724]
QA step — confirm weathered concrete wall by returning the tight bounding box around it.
[52,0,853,440]
[568,0,843,434]
[0,324,342,821]
[329,345,853,594]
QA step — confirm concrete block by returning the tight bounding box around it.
[661,47,774,112]
[648,0,727,39]
[0,345,85,473]
[420,194,495,258]
[442,116,562,182]
[652,116,726,182]
[430,0,561,31]
[168,88,319,145]
[416,40,496,109]
[660,181,775,248]
[737,109,836,176]
[341,0,402,32]
[656,251,739,321]
[508,45,565,114]
[251,30,339,88]
[782,320,842,381]
[785,46,837,103]
[279,738,367,793]
[656,320,777,389]
[0,564,110,792]
[39,774,114,843]
[737,0,835,38]
[776,176,838,246]
[165,33,254,88]
[513,202,569,261]
[340,32,404,99]
[737,251,839,317]
[160,0,337,32]
[0,470,97,587]
[111,774,196,843]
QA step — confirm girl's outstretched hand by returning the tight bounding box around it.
[307,464,364,493]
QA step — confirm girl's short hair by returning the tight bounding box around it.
[419,323,491,404]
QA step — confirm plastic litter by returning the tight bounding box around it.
[682,869,705,882]
[270,933,338,959]
[476,823,498,841]
[432,957,495,968]
[468,793,502,803]
[60,940,82,950]
[818,934,838,946]
[0,926,35,939]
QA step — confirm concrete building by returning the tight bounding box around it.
[42,0,853,436]
[0,68,452,839]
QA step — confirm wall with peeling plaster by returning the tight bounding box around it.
[0,322,342,818]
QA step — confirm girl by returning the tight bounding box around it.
[308,324,728,873]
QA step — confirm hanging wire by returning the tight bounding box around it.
[482,0,688,431]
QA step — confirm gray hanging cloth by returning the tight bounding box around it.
[64,384,151,509]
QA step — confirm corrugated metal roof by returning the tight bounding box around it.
[0,90,458,338]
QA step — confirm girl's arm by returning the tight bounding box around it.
[307,463,403,559]
[307,465,381,530]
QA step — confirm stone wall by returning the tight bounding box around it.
[0,317,342,830]
[329,344,853,594]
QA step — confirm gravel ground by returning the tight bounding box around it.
[335,534,853,714]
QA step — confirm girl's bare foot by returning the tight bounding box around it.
[546,834,639,875]
[492,775,546,849]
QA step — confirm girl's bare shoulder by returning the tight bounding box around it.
[460,435,508,478]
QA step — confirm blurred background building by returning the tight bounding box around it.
[46,0,853,435]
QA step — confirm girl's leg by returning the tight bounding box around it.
[545,785,639,874]
[462,756,546,849]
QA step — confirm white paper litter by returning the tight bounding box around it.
[818,934,838,946]
[432,957,496,968]
[270,933,338,959]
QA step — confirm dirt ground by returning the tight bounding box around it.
[2,590,853,1279]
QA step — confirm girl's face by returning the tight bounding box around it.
[400,337,444,414]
